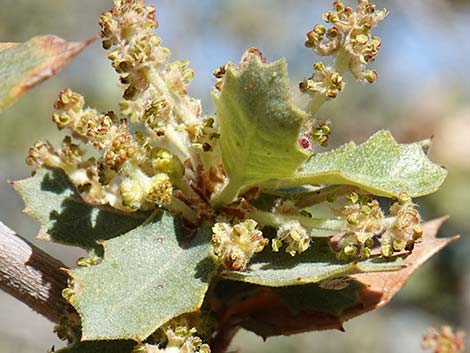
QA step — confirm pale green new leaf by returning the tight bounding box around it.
[13,168,146,251]
[263,130,447,198]
[212,54,310,204]
[69,213,215,341]
[0,35,92,113]
[221,240,403,287]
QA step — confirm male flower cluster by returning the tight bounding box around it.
[422,326,466,353]
[301,0,388,99]
[380,192,423,256]
[211,220,268,271]
[333,192,384,260]
[333,192,424,259]
[134,322,210,353]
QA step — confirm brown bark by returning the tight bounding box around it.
[0,221,70,323]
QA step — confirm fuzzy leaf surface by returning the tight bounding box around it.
[213,54,309,201]
[0,35,92,113]
[13,168,145,251]
[264,130,447,198]
[69,213,214,341]
[220,239,403,287]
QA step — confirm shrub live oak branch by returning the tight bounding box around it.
[0,1,461,353]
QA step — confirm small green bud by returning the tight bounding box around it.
[361,247,371,259]
[326,27,340,39]
[62,288,75,302]
[199,344,211,353]
[314,24,327,36]
[120,179,144,210]
[356,33,369,44]
[334,1,345,12]
[344,244,358,256]
[381,244,393,257]
[151,148,184,177]
[413,224,423,241]
[76,257,98,267]
[364,70,378,83]
[393,239,406,251]
[313,61,326,71]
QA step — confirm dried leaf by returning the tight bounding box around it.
[346,217,459,317]
[0,35,94,113]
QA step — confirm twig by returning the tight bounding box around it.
[0,221,70,323]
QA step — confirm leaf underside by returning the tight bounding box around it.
[267,130,447,198]
[213,54,309,196]
[212,218,458,340]
[55,340,135,353]
[13,167,146,252]
[0,35,93,113]
[69,213,215,341]
[220,238,403,287]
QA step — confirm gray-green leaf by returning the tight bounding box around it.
[13,167,146,251]
[212,53,309,205]
[220,240,403,287]
[263,130,447,198]
[68,213,215,341]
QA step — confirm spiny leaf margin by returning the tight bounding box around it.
[68,212,215,341]
[213,53,310,203]
[13,167,146,251]
[262,130,447,198]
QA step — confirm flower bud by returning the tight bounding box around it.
[120,178,145,210]
[363,69,378,83]
[151,148,184,177]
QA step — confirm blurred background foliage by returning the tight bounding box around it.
[0,0,468,352]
